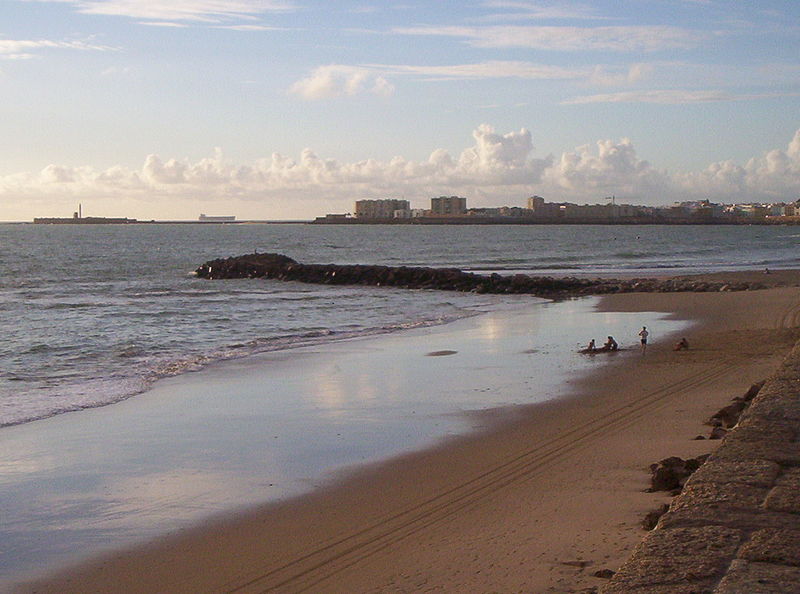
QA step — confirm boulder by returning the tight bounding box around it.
[648,455,709,492]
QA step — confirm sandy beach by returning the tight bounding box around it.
[20,271,800,594]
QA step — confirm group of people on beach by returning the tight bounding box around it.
[584,326,689,355]
[585,335,619,353]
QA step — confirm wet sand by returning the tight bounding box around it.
[20,271,800,594]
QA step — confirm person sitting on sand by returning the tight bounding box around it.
[674,337,689,351]
[604,336,618,351]
[587,339,596,352]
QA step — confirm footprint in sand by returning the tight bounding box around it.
[426,350,458,356]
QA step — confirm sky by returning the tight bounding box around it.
[1,0,800,221]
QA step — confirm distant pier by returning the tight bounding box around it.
[33,204,137,224]
[33,216,138,224]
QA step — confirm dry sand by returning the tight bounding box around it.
[21,271,800,594]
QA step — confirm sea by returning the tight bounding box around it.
[2,223,798,430]
[1,222,799,585]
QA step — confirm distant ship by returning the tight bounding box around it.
[198,214,236,223]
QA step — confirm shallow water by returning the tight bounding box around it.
[0,222,788,585]
[1,223,796,429]
[0,298,684,585]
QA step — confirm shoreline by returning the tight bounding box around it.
[1,297,661,588]
[17,273,800,593]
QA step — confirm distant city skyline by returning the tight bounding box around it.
[2,0,799,221]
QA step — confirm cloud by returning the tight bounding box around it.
[291,60,651,97]
[0,126,550,208]
[214,24,286,31]
[3,126,800,219]
[588,63,652,87]
[393,25,708,52]
[375,60,588,81]
[476,1,605,22]
[69,0,296,22]
[0,38,114,60]
[138,20,189,28]
[546,129,800,203]
[543,138,668,195]
[562,89,800,105]
[20,0,295,27]
[100,65,134,76]
[289,65,395,100]
[676,129,800,199]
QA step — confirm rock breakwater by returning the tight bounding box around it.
[196,253,765,299]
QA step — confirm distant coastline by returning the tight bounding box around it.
[315,195,800,225]
[310,216,800,225]
[28,219,306,225]
[22,217,800,225]
[33,216,139,224]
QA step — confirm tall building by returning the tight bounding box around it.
[527,196,545,211]
[354,199,410,219]
[430,196,467,215]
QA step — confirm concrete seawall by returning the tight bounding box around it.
[602,339,800,593]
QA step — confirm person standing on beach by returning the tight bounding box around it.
[639,326,649,354]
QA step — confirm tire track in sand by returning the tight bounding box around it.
[224,361,737,593]
[776,297,800,330]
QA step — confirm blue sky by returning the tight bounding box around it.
[2,0,799,220]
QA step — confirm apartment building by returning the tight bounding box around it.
[430,196,467,216]
[355,199,410,219]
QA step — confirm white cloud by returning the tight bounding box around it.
[290,60,651,98]
[393,25,708,52]
[100,65,134,76]
[0,126,550,209]
[214,24,286,31]
[70,0,296,22]
[3,126,800,219]
[543,138,668,195]
[477,1,605,22]
[562,89,800,105]
[289,65,395,100]
[138,20,190,28]
[588,63,652,87]
[0,38,114,60]
[375,60,588,81]
[349,5,378,14]
[676,129,800,199]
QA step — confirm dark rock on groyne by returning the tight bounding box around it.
[647,455,709,494]
[195,253,766,299]
[706,380,766,430]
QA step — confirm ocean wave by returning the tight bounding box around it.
[0,306,485,429]
[0,376,150,428]
[144,315,481,380]
[39,301,111,310]
[611,251,650,260]
[21,343,80,355]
